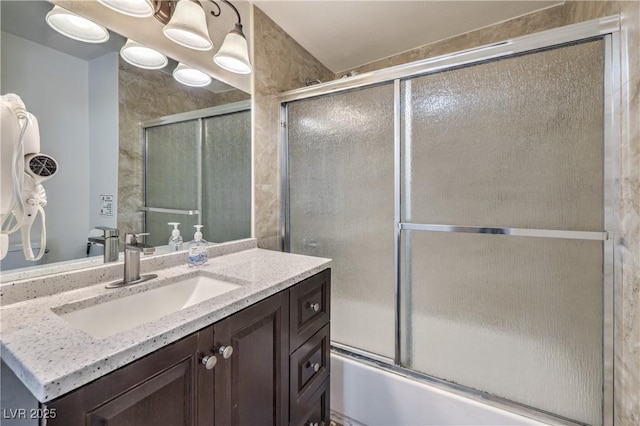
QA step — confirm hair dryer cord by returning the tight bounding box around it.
[21,204,47,261]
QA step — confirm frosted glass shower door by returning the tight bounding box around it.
[145,120,200,247]
[401,40,605,425]
[287,84,395,358]
[144,108,251,247]
[203,111,251,243]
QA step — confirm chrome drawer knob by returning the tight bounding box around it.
[306,361,321,372]
[218,345,234,359]
[307,302,320,312]
[201,355,217,370]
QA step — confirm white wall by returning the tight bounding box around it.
[1,32,118,266]
[89,52,118,231]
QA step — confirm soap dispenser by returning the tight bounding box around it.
[168,222,183,251]
[187,225,208,266]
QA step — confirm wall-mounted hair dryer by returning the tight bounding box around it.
[1,94,58,261]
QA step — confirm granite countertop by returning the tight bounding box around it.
[0,242,331,403]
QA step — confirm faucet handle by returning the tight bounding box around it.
[125,233,155,255]
[95,226,119,238]
[136,233,155,255]
[125,232,149,244]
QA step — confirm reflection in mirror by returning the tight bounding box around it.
[142,102,251,247]
[0,0,251,279]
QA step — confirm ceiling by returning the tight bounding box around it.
[1,1,564,89]
[255,0,563,74]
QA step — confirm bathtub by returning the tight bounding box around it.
[330,353,546,426]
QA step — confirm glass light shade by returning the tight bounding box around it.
[45,6,109,44]
[173,63,212,87]
[213,27,252,74]
[120,39,168,70]
[97,0,154,17]
[162,0,213,51]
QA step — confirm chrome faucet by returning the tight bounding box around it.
[88,226,119,263]
[106,233,157,289]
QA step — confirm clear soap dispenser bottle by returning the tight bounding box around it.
[168,222,183,251]
[187,225,208,266]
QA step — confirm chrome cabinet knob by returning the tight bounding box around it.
[201,355,217,370]
[307,302,320,312]
[307,423,318,426]
[218,345,233,359]
[306,361,321,372]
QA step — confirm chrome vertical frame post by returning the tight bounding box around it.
[393,79,402,365]
[196,118,203,227]
[142,125,149,232]
[602,31,619,426]
[280,103,290,252]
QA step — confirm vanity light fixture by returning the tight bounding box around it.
[120,39,169,70]
[97,0,154,18]
[45,6,109,44]
[162,0,214,51]
[163,0,252,73]
[212,6,251,74]
[173,63,212,87]
[106,0,252,74]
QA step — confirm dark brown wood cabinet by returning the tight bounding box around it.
[289,269,331,426]
[45,269,330,426]
[214,290,289,426]
[46,326,214,426]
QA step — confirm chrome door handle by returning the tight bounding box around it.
[307,302,320,312]
[218,345,233,359]
[306,361,321,372]
[201,354,217,370]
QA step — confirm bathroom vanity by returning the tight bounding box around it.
[0,239,330,426]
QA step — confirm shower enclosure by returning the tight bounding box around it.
[281,18,619,426]
[142,101,251,247]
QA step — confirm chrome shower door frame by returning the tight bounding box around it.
[280,16,621,426]
[141,100,251,237]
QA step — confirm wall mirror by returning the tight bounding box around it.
[0,0,252,280]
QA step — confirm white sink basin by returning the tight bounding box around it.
[56,275,240,339]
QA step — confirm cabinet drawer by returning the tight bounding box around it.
[290,377,330,426]
[290,324,330,409]
[290,269,330,352]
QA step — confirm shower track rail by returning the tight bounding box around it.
[399,223,609,241]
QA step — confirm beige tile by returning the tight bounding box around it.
[252,6,334,248]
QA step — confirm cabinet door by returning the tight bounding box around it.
[214,291,289,426]
[46,327,214,426]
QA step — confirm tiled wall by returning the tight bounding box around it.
[251,7,335,251]
[117,60,249,239]
[252,1,639,423]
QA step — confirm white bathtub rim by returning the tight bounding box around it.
[330,352,583,426]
